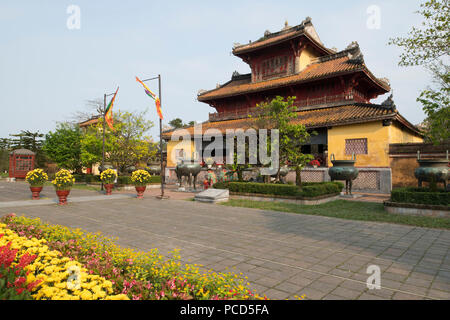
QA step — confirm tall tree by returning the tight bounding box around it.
[104,109,155,173]
[80,127,103,169]
[168,118,196,129]
[8,130,46,167]
[389,0,449,144]
[168,118,184,129]
[0,138,11,173]
[42,123,83,172]
[255,96,314,186]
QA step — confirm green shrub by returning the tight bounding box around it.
[391,187,449,206]
[73,174,85,183]
[117,176,132,185]
[85,174,100,183]
[72,174,100,183]
[149,175,161,184]
[116,175,161,185]
[213,181,343,198]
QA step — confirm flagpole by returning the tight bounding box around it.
[158,74,165,199]
[139,75,168,200]
[101,91,116,192]
[101,93,106,191]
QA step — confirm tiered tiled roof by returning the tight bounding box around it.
[232,17,332,56]
[162,103,419,138]
[198,47,390,102]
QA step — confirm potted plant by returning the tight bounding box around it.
[25,169,48,200]
[52,169,75,205]
[309,159,320,168]
[100,169,117,195]
[131,169,152,199]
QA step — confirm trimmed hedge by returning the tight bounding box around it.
[117,175,161,185]
[213,181,344,198]
[73,174,101,183]
[72,174,161,185]
[391,187,449,206]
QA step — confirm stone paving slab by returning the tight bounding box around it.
[0,196,449,300]
[0,181,103,201]
[0,194,135,208]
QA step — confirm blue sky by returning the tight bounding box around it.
[0,0,430,140]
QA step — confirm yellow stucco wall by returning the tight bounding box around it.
[327,121,390,167]
[388,122,423,144]
[166,139,196,168]
[297,47,319,72]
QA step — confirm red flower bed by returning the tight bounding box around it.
[0,237,41,300]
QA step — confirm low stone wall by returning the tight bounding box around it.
[288,167,391,194]
[389,142,449,188]
[165,166,392,194]
[384,201,450,218]
[230,192,340,206]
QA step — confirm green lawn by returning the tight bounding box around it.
[221,199,450,229]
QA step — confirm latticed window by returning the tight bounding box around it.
[345,138,368,155]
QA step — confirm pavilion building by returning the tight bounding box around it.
[163,17,423,193]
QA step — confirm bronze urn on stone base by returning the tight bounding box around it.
[328,153,359,195]
[414,151,448,189]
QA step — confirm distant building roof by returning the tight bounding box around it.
[10,148,35,155]
[79,116,100,128]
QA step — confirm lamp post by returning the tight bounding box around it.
[101,91,116,191]
[139,74,167,199]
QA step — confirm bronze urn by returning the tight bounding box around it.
[328,153,359,194]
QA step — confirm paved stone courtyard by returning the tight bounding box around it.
[0,181,102,201]
[0,183,449,300]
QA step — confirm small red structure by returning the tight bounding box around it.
[9,149,35,179]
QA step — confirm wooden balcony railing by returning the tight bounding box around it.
[209,92,362,122]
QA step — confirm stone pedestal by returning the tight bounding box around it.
[195,189,229,203]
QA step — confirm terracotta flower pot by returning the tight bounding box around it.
[30,186,43,200]
[135,186,146,199]
[56,189,71,205]
[104,184,114,195]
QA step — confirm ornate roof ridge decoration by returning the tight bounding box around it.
[312,41,362,64]
[231,71,251,81]
[380,93,397,111]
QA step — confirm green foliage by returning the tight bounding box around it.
[213,181,343,198]
[417,63,450,144]
[389,0,449,145]
[42,123,83,172]
[391,187,449,206]
[116,175,161,185]
[168,118,184,129]
[103,110,156,173]
[80,128,103,168]
[168,118,195,129]
[72,174,101,183]
[388,0,449,67]
[255,96,314,185]
[0,268,34,300]
[222,199,450,229]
